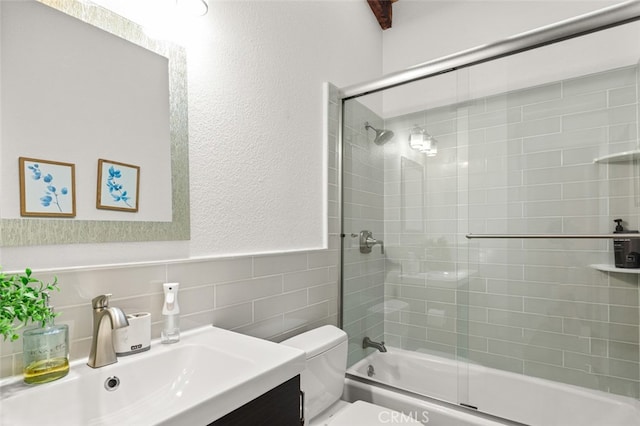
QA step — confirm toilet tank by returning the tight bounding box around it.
[281,325,347,420]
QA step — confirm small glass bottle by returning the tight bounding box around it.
[22,298,69,385]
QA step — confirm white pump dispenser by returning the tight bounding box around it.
[161,282,180,343]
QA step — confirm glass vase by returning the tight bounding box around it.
[22,323,69,384]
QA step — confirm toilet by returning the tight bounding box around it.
[281,325,422,425]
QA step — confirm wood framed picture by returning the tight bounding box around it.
[96,159,140,212]
[19,157,76,217]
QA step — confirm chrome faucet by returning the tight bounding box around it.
[363,336,387,353]
[87,294,129,368]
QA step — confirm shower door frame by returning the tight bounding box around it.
[336,0,640,328]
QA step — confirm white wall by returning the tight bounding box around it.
[381,0,629,117]
[383,0,621,73]
[0,0,383,270]
[185,0,381,257]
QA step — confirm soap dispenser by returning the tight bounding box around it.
[613,219,640,268]
[161,283,180,343]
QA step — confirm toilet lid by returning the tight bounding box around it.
[327,401,423,425]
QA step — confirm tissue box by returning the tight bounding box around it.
[113,312,151,356]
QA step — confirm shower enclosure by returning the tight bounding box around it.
[339,2,640,424]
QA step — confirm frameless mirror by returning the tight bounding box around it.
[0,0,190,246]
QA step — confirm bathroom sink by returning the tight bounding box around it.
[0,326,306,425]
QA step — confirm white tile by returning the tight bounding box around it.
[212,303,253,329]
[254,290,308,321]
[253,252,308,277]
[233,316,287,340]
[308,248,340,269]
[308,283,339,304]
[167,257,252,286]
[562,105,637,132]
[177,284,215,315]
[216,275,282,307]
[49,264,166,308]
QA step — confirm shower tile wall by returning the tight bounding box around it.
[342,100,386,366]
[383,65,640,398]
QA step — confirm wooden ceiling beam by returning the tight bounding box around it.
[367,0,398,30]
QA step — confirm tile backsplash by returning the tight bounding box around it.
[0,251,340,378]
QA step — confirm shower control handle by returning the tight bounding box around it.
[359,230,384,254]
[366,236,384,254]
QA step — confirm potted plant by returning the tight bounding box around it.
[0,268,68,384]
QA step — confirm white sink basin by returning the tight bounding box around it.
[0,326,305,425]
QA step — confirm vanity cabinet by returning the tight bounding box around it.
[210,375,301,426]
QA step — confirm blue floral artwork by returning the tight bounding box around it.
[97,159,140,212]
[19,157,76,217]
[106,166,132,208]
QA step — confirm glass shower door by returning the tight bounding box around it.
[461,20,640,423]
[341,70,471,406]
[340,14,639,425]
[341,96,387,369]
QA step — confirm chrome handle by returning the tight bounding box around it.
[91,294,112,309]
[359,231,384,254]
[366,236,384,254]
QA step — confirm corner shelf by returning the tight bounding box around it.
[590,264,640,274]
[593,150,640,164]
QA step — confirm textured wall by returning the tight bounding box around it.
[0,0,381,378]
[0,0,382,270]
[185,0,380,256]
[383,0,620,74]
[0,83,343,379]
[0,2,377,378]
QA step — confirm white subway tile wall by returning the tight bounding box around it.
[0,84,342,379]
[342,99,386,366]
[382,65,640,399]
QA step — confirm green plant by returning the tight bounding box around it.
[0,268,59,341]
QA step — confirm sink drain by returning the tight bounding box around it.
[104,376,120,391]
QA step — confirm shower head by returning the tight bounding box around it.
[364,122,394,145]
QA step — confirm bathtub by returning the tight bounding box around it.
[345,347,640,426]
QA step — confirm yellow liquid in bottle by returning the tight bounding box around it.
[23,357,69,384]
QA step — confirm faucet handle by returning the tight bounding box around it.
[91,294,112,309]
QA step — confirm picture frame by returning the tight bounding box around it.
[19,157,76,217]
[96,159,140,212]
